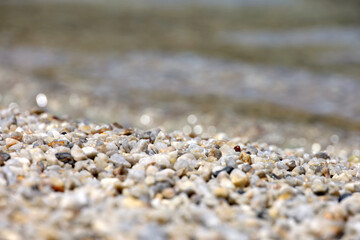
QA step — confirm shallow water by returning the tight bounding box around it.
[1,47,359,122]
[220,27,360,48]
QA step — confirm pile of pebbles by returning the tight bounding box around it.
[1,105,360,240]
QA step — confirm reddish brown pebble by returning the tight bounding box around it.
[52,185,65,192]
[234,145,241,152]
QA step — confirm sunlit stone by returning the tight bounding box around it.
[193,125,203,135]
[140,114,151,126]
[312,143,321,153]
[36,93,48,108]
[187,114,197,125]
[183,125,192,135]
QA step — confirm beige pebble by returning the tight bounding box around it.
[213,187,229,198]
[71,145,87,161]
[230,169,249,188]
[6,138,19,148]
[162,188,175,199]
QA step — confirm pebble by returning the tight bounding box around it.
[247,145,258,155]
[155,169,175,182]
[94,153,108,170]
[220,144,234,156]
[5,138,20,148]
[162,188,175,199]
[173,153,195,171]
[230,169,249,188]
[109,153,131,168]
[213,187,229,198]
[315,152,330,159]
[0,152,11,166]
[71,145,87,161]
[152,154,171,169]
[131,139,148,154]
[50,176,65,192]
[128,169,146,182]
[209,148,222,160]
[101,178,120,189]
[311,178,328,195]
[55,152,75,167]
[82,146,98,158]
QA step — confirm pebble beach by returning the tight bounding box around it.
[1,0,360,239]
[1,105,360,240]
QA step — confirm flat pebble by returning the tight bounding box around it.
[82,146,98,158]
[109,153,131,168]
[71,145,87,161]
[173,153,195,171]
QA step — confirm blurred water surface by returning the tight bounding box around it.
[0,0,359,152]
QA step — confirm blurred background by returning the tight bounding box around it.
[0,0,359,156]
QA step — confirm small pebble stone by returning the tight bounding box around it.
[311,179,328,195]
[55,152,75,167]
[173,153,195,171]
[230,169,249,188]
[5,138,20,148]
[209,148,222,160]
[109,153,131,168]
[0,152,11,166]
[315,152,330,159]
[234,145,241,152]
[71,145,87,161]
[82,146,98,158]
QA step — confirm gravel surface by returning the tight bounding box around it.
[1,106,360,240]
